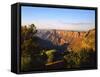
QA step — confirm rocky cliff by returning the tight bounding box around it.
[36,29,95,52]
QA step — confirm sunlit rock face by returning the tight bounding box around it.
[36,29,95,52]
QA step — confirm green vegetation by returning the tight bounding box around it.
[63,49,96,68]
[21,24,96,71]
[45,49,56,63]
[21,24,48,71]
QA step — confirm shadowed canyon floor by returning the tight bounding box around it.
[21,25,96,72]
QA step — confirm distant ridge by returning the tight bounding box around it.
[36,28,95,52]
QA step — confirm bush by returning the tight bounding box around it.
[63,48,96,68]
[21,55,31,71]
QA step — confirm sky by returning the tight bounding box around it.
[21,6,95,31]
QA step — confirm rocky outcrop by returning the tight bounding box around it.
[36,29,95,52]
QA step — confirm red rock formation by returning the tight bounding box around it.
[37,29,95,52]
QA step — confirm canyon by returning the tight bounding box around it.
[36,29,95,52]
